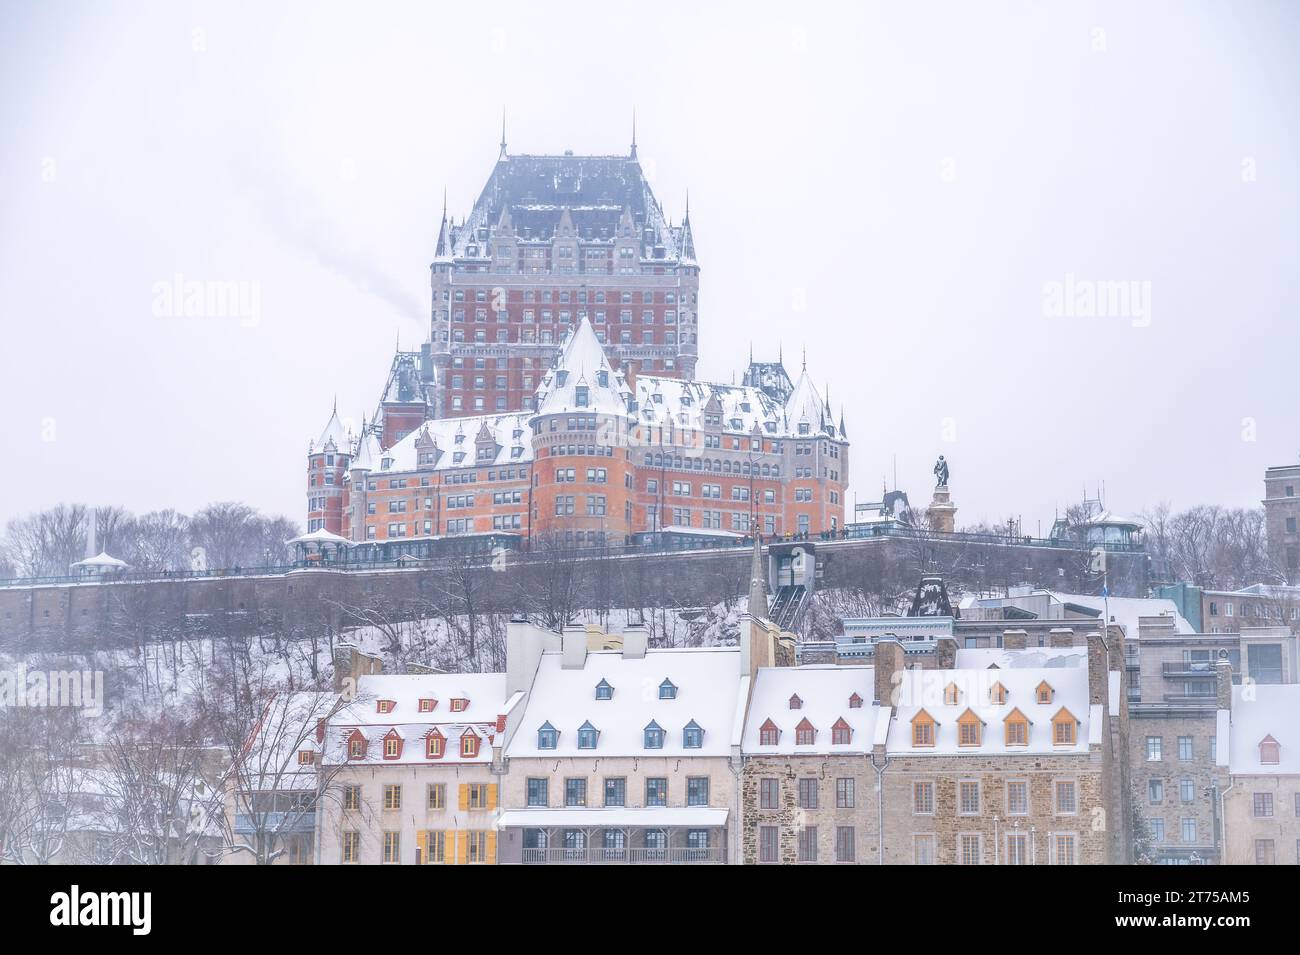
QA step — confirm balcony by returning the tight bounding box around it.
[232,811,316,834]
[521,845,725,865]
[1162,661,1217,678]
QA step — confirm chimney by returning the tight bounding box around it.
[740,614,778,683]
[1085,631,1107,706]
[332,643,382,694]
[622,622,648,659]
[1049,627,1075,648]
[507,616,558,695]
[1215,650,1233,709]
[562,624,588,669]
[936,636,957,670]
[1002,629,1028,651]
[874,638,905,707]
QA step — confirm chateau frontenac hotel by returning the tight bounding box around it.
[306,132,849,549]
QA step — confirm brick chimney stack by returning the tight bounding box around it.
[874,638,905,707]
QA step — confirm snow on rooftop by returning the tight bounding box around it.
[505,647,742,759]
[1226,684,1300,775]
[741,665,878,755]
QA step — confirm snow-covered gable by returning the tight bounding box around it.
[887,652,1092,756]
[741,666,878,755]
[1226,684,1300,775]
[506,648,742,758]
[323,672,510,766]
[534,318,630,417]
[313,405,351,454]
[363,413,533,474]
[783,369,830,436]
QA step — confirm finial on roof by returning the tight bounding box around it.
[631,107,638,159]
[499,107,507,158]
[802,344,807,372]
[684,189,690,224]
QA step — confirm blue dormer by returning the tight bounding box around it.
[557,370,569,387]
[658,679,678,700]
[575,385,589,407]
[595,679,613,701]
[577,721,599,749]
[683,720,703,749]
[644,720,665,749]
[597,370,609,388]
[537,721,558,750]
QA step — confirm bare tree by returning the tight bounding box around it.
[3,503,89,577]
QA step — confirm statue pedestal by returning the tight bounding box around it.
[928,486,957,534]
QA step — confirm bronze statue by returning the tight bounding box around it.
[933,455,949,488]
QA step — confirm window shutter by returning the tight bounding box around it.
[456,830,469,865]
[443,830,456,865]
[488,783,499,811]
[458,783,469,811]
[486,830,497,864]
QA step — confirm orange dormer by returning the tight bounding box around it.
[943,683,961,706]
[989,682,1008,705]
[759,718,780,746]
[345,728,367,760]
[1260,735,1281,765]
[789,694,803,710]
[1051,707,1078,745]
[460,728,480,759]
[956,708,984,747]
[849,692,864,709]
[382,728,403,760]
[795,717,816,745]
[450,698,469,713]
[1036,681,1055,705]
[426,728,445,759]
[831,717,852,745]
[1004,707,1031,747]
[911,709,937,748]
[418,698,438,713]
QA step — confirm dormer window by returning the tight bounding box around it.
[957,709,983,747]
[537,721,558,750]
[1052,708,1078,745]
[597,370,608,388]
[377,700,395,714]
[788,694,803,710]
[556,370,569,387]
[297,750,314,765]
[595,679,613,700]
[658,679,677,700]
[849,692,863,709]
[990,682,1007,705]
[1005,708,1030,747]
[450,698,468,712]
[346,730,367,759]
[575,385,589,407]
[683,720,703,749]
[795,717,816,746]
[1036,681,1055,705]
[426,730,444,759]
[759,718,780,746]
[911,710,936,748]
[943,683,960,706]
[831,717,852,745]
[382,729,403,760]
[578,721,599,749]
[1260,735,1281,764]
[418,698,437,713]
[644,720,665,749]
[460,730,479,759]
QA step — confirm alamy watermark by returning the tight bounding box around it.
[0,666,104,717]
[1043,273,1151,328]
[152,272,261,327]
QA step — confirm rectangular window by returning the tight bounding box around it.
[427,784,445,810]
[835,826,856,863]
[959,780,981,816]
[565,777,587,807]
[343,784,360,811]
[526,778,548,807]
[1178,736,1194,761]
[1146,736,1163,761]
[687,776,709,806]
[1254,792,1274,817]
[835,778,855,809]
[422,830,445,864]
[958,833,982,866]
[797,777,819,810]
[759,826,779,863]
[1181,817,1197,844]
[798,826,818,863]
[760,777,779,810]
[1256,839,1276,865]
[342,830,360,863]
[382,830,400,864]
[1006,833,1028,865]
[383,784,401,811]
[645,778,668,806]
[604,777,626,807]
[1051,833,1077,865]
[1054,780,1078,815]
[914,834,936,865]
[1007,780,1029,816]
[914,781,934,815]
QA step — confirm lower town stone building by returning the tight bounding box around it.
[1218,681,1300,864]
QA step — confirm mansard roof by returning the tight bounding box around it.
[534,317,630,416]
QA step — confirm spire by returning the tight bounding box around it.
[840,404,848,438]
[747,534,768,618]
[630,107,638,159]
[802,344,807,372]
[499,107,507,159]
[435,188,450,258]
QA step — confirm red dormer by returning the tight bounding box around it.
[376,699,396,715]
[1260,735,1281,765]
[460,728,480,759]
[788,694,803,710]
[382,728,404,760]
[795,717,816,745]
[418,698,438,713]
[345,728,368,760]
[831,717,852,745]
[759,718,780,746]
[297,749,315,765]
[450,698,470,713]
[425,728,445,759]
[849,692,864,709]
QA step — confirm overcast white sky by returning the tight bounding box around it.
[2,0,1298,532]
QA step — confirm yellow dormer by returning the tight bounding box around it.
[1035,681,1055,705]
[1004,707,1031,746]
[911,709,937,748]
[956,708,984,747]
[989,681,1008,705]
[1051,707,1079,745]
[943,682,961,706]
